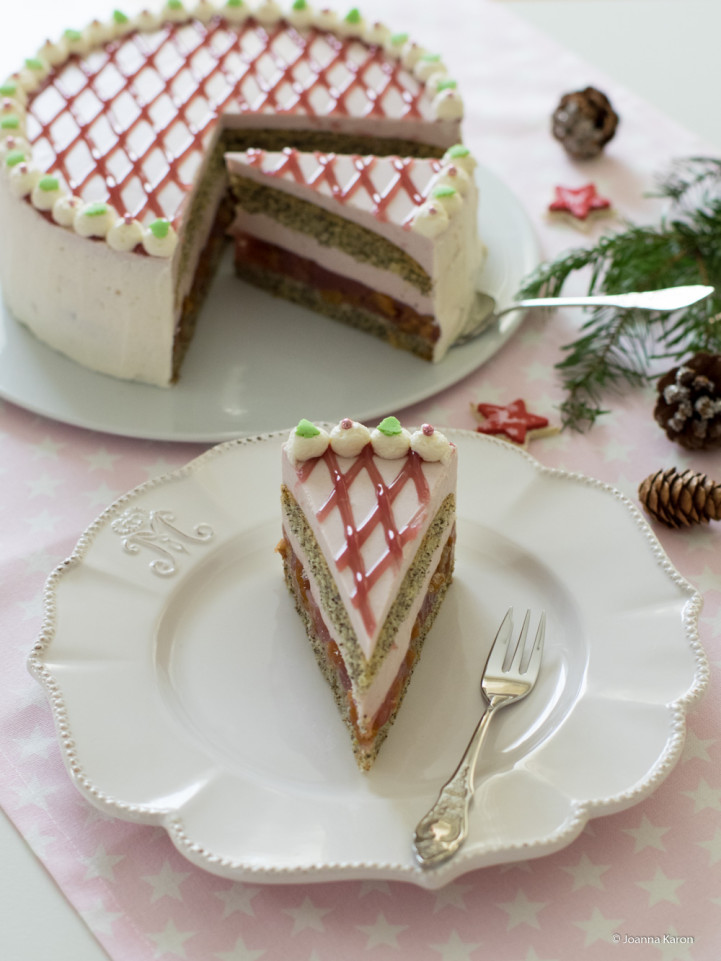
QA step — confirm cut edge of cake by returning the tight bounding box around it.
[278,416,457,770]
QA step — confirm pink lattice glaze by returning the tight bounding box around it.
[242,147,441,226]
[20,14,443,227]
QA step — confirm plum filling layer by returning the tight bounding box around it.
[277,525,455,748]
[233,232,440,345]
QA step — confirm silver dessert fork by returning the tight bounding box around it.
[413,608,546,867]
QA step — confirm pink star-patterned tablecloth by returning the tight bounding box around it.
[2,1,721,959]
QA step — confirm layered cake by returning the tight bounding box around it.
[0,1,469,386]
[278,416,457,769]
[227,144,482,360]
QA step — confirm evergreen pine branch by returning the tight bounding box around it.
[517,157,721,430]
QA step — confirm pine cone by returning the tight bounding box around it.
[638,467,721,528]
[654,352,721,449]
[551,87,619,160]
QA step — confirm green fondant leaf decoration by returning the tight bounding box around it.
[0,116,20,130]
[167,0,184,9]
[295,418,320,438]
[432,185,457,199]
[226,0,244,7]
[291,0,307,9]
[64,29,83,41]
[149,218,171,238]
[377,416,402,436]
[436,78,457,92]
[38,175,60,192]
[421,52,441,62]
[390,32,409,46]
[447,144,470,158]
[112,9,130,24]
[0,82,18,97]
[25,58,43,71]
[345,8,362,23]
[4,149,25,167]
[85,201,109,217]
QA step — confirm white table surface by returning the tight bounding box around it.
[2,2,719,959]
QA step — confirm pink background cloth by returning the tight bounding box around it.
[2,1,720,958]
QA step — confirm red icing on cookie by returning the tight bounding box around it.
[548,184,611,221]
[474,399,550,444]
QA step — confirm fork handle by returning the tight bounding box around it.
[412,704,498,867]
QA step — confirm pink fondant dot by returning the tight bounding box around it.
[340,418,353,429]
[422,423,434,435]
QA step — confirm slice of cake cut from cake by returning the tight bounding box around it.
[278,416,457,770]
[226,144,484,361]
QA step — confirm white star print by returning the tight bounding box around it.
[148,919,194,958]
[432,880,474,912]
[601,438,633,462]
[23,549,63,575]
[357,913,407,949]
[697,827,721,865]
[514,949,561,961]
[144,457,179,479]
[683,776,721,812]
[429,929,482,960]
[681,729,715,763]
[637,868,684,906]
[27,509,59,534]
[82,844,125,882]
[497,890,547,931]
[12,775,58,812]
[358,880,392,897]
[214,883,260,918]
[688,565,721,594]
[622,814,670,852]
[574,907,624,947]
[85,482,121,508]
[26,472,63,498]
[142,861,190,902]
[80,897,124,935]
[283,896,331,935]
[657,927,696,961]
[24,824,57,858]
[84,447,121,471]
[561,852,610,891]
[31,437,64,459]
[13,723,57,759]
[215,936,265,961]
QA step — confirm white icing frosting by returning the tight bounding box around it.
[164,2,189,24]
[433,87,464,120]
[135,9,162,31]
[52,194,83,227]
[223,1,250,24]
[0,135,31,162]
[425,73,455,97]
[413,55,446,83]
[37,38,69,68]
[286,424,330,462]
[370,425,411,459]
[85,19,111,46]
[409,200,449,237]
[432,162,471,196]
[314,8,339,31]
[431,184,462,216]
[30,178,65,211]
[287,3,314,28]
[63,29,92,56]
[18,58,50,92]
[401,43,424,70]
[74,202,118,238]
[337,11,366,38]
[142,222,179,257]
[410,425,453,462]
[191,0,218,22]
[383,32,408,59]
[329,419,371,457]
[1,98,25,123]
[255,1,283,24]
[107,216,145,252]
[365,21,390,47]
[9,163,40,198]
[442,145,477,176]
[0,80,27,108]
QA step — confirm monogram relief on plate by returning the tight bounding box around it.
[111,507,214,576]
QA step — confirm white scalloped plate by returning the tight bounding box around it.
[29,429,707,888]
